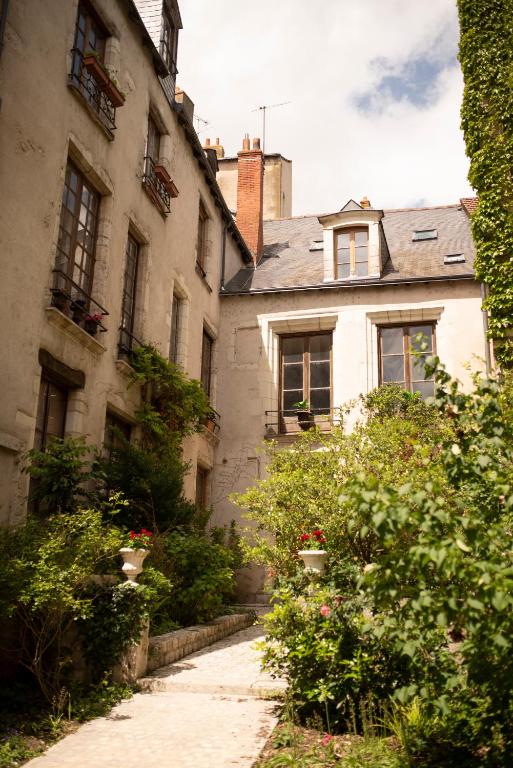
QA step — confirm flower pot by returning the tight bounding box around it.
[71,299,87,324]
[84,318,99,336]
[119,547,149,583]
[296,409,315,431]
[83,56,110,89]
[103,79,125,107]
[298,549,328,576]
[51,288,70,314]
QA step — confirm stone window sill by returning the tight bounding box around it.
[45,307,106,356]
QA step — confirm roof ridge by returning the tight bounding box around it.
[265,203,463,223]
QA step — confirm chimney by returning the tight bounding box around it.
[174,87,194,123]
[202,137,225,159]
[236,134,264,263]
[360,196,371,209]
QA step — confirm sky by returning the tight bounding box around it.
[177,0,474,216]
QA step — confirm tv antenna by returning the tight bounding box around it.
[252,101,291,153]
[194,114,209,134]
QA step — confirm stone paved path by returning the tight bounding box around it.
[25,624,285,768]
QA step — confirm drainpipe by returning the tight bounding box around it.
[220,222,227,292]
[481,282,492,376]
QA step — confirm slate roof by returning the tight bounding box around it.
[222,203,477,294]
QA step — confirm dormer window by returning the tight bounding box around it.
[335,227,368,278]
[160,7,178,75]
[412,229,437,241]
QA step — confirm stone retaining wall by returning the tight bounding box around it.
[146,613,255,673]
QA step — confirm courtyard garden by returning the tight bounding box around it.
[237,358,513,767]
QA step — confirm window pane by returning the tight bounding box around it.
[337,232,350,248]
[355,260,368,277]
[381,328,403,355]
[282,337,303,363]
[412,354,432,382]
[46,383,67,444]
[413,381,435,399]
[310,361,330,388]
[337,248,350,264]
[355,230,368,246]
[337,263,350,278]
[283,390,303,413]
[383,355,405,383]
[309,335,330,361]
[410,325,433,352]
[355,245,368,262]
[310,388,330,413]
[283,364,303,390]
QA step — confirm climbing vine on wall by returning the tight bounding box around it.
[458,0,513,365]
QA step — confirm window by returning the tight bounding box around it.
[335,227,368,278]
[54,160,100,301]
[200,329,213,397]
[196,201,208,275]
[169,293,183,364]
[69,3,121,133]
[142,115,172,214]
[104,411,132,459]
[34,377,68,451]
[379,324,435,399]
[119,233,140,354]
[280,333,332,423]
[412,229,437,241]
[195,465,209,509]
[160,7,178,75]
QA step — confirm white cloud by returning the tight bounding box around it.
[177,0,473,214]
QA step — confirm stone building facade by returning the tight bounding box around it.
[0,0,251,525]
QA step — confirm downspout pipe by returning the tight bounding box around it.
[481,282,492,376]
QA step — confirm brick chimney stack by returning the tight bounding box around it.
[360,196,371,209]
[236,134,264,264]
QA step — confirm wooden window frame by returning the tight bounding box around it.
[195,465,210,509]
[55,160,100,300]
[160,6,178,75]
[169,293,182,364]
[146,114,161,164]
[334,226,368,279]
[34,377,68,451]
[378,323,437,394]
[119,232,140,353]
[196,200,209,275]
[279,332,333,433]
[200,328,213,398]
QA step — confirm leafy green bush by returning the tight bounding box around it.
[146,527,238,628]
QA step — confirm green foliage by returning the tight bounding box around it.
[458,0,513,364]
[147,525,238,628]
[130,343,211,444]
[0,505,123,705]
[235,385,449,583]
[77,582,152,680]
[25,438,97,515]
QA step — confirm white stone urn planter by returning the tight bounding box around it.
[119,547,149,583]
[298,549,328,577]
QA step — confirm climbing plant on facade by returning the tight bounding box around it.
[458,0,513,364]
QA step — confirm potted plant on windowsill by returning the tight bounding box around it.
[298,529,328,577]
[119,529,153,583]
[84,312,104,336]
[71,298,87,324]
[203,409,218,434]
[293,399,315,431]
[82,51,125,107]
[50,287,70,314]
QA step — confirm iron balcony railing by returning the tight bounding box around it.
[50,269,109,334]
[265,408,342,434]
[68,48,117,133]
[118,327,144,360]
[202,408,221,435]
[142,155,171,214]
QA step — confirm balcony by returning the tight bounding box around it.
[265,408,342,437]
[68,49,125,135]
[118,327,143,363]
[50,269,108,337]
[142,156,178,215]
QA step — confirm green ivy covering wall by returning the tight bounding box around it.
[458,0,513,364]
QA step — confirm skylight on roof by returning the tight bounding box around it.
[444,253,465,264]
[412,229,437,241]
